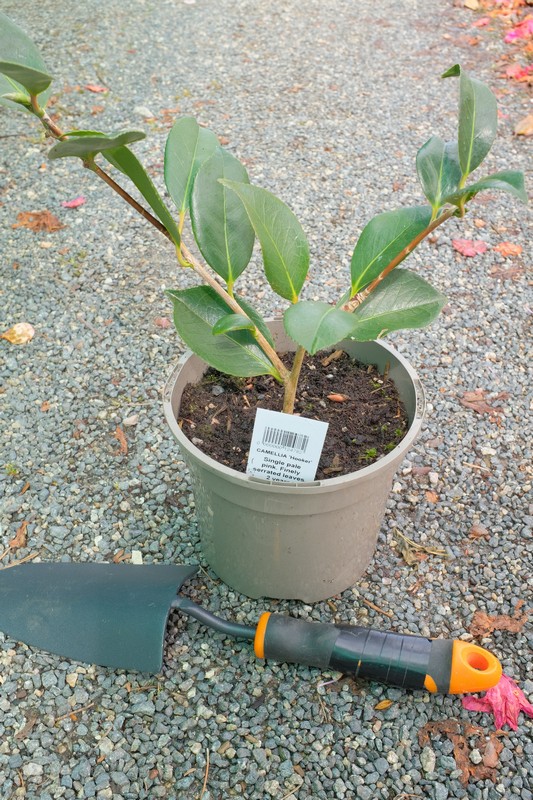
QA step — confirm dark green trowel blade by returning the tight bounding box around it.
[0,563,198,672]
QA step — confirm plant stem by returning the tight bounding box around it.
[347,206,456,310]
[30,105,289,384]
[180,243,290,383]
[282,345,306,414]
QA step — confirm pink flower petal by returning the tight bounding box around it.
[462,673,533,731]
[61,196,86,209]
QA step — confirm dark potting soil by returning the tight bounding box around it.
[178,352,410,481]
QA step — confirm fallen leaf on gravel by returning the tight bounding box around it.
[61,196,86,209]
[1,323,35,344]
[463,0,479,9]
[469,524,490,540]
[514,113,533,136]
[9,521,28,550]
[113,426,128,455]
[493,241,523,257]
[14,713,38,741]
[154,316,171,328]
[505,63,533,82]
[85,83,108,93]
[418,719,501,785]
[13,210,64,232]
[469,600,530,637]
[374,699,394,711]
[462,673,533,730]
[472,16,491,26]
[452,238,488,257]
[459,389,507,418]
[489,263,524,280]
[393,530,450,565]
[504,15,533,42]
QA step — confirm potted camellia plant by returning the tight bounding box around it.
[1,13,526,601]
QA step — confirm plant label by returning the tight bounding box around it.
[246,408,328,483]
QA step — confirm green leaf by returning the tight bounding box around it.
[49,130,146,160]
[350,206,432,295]
[166,286,279,378]
[212,313,255,335]
[103,145,181,245]
[164,117,219,215]
[416,136,462,213]
[0,60,52,96]
[442,64,497,181]
[221,180,309,302]
[284,301,360,355]
[190,148,255,287]
[443,170,528,207]
[0,13,53,109]
[0,90,32,109]
[349,269,447,341]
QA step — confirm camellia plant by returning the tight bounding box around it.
[0,13,527,414]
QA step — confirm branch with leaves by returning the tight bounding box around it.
[0,12,527,413]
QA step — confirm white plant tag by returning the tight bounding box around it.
[246,408,329,483]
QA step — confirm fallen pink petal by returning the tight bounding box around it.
[462,673,533,731]
[504,17,533,43]
[452,239,489,257]
[61,196,86,209]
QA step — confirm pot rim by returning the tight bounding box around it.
[163,337,425,492]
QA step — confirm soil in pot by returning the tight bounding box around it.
[178,351,409,481]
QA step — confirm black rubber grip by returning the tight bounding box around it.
[261,615,454,691]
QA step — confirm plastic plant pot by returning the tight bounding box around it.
[163,321,425,602]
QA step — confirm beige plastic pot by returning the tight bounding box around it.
[163,321,425,602]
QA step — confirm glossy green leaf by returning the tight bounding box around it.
[0,60,52,96]
[0,90,32,109]
[416,137,462,213]
[0,13,53,109]
[166,286,279,378]
[49,130,146,160]
[221,180,309,302]
[164,117,219,215]
[442,64,497,181]
[103,145,181,245]
[350,206,432,295]
[212,313,255,336]
[349,269,447,341]
[284,301,360,355]
[443,170,527,207]
[191,148,255,287]
[231,295,276,349]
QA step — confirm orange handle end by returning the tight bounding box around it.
[254,612,271,660]
[447,640,502,694]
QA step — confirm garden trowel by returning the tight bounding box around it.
[0,562,502,694]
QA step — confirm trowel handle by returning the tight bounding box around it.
[253,613,501,694]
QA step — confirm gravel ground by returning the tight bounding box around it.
[1,1,531,798]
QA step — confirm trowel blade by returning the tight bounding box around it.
[0,563,198,672]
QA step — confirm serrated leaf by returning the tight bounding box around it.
[103,145,181,245]
[191,148,255,287]
[444,170,527,207]
[283,301,359,355]
[221,180,309,302]
[166,286,279,378]
[48,130,146,160]
[442,64,497,181]
[350,207,432,295]
[212,313,255,335]
[0,60,52,96]
[164,117,219,215]
[416,136,462,213]
[0,13,53,108]
[349,270,447,341]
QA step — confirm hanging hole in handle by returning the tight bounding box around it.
[466,651,490,671]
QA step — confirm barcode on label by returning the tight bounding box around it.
[262,426,310,453]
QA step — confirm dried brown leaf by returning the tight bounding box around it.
[469,524,490,540]
[12,210,64,232]
[374,699,394,710]
[515,113,533,136]
[1,323,35,345]
[469,600,530,637]
[113,426,128,455]
[9,521,28,550]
